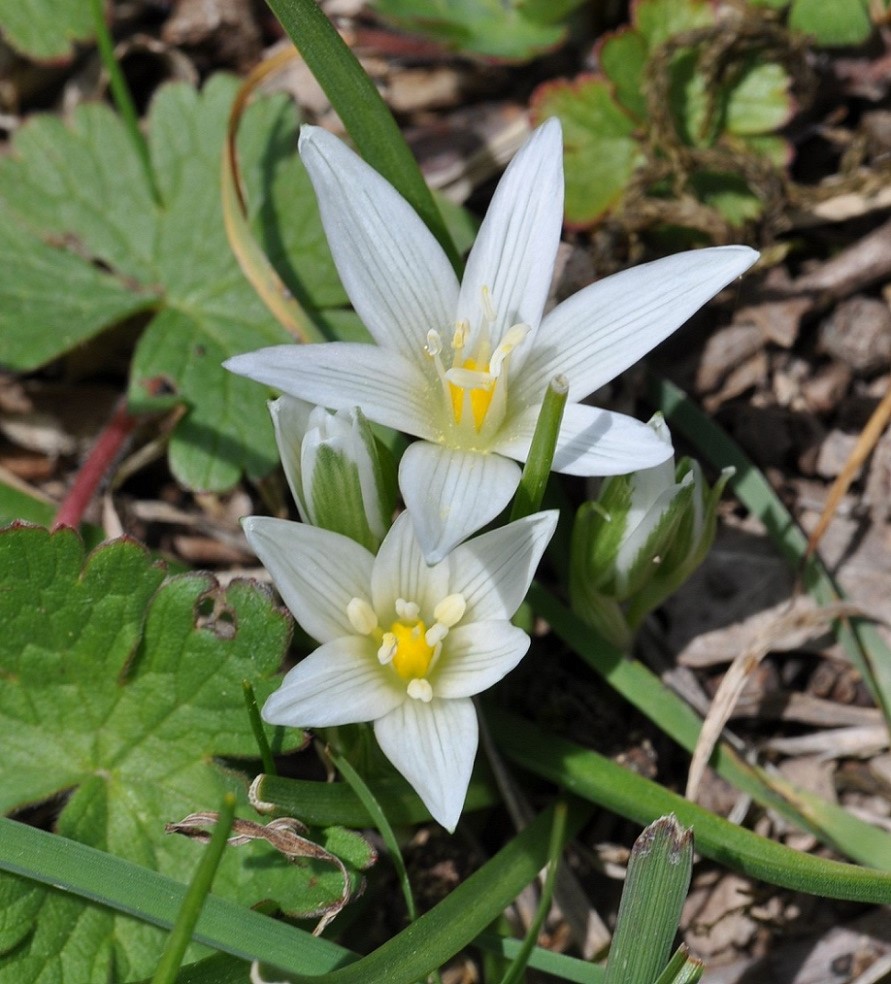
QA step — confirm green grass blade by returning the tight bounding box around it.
[2,804,590,984]
[487,708,891,904]
[648,372,891,725]
[0,817,354,973]
[528,583,891,869]
[330,749,417,921]
[603,817,692,984]
[498,801,567,984]
[253,772,496,827]
[263,0,460,271]
[475,933,603,983]
[151,794,237,984]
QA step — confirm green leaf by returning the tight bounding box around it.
[725,61,792,135]
[532,78,641,226]
[789,0,873,46]
[0,75,348,491]
[604,817,692,984]
[0,0,94,59]
[369,0,573,60]
[0,526,362,984]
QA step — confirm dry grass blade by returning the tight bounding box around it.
[222,46,323,343]
[804,377,891,565]
[686,600,869,802]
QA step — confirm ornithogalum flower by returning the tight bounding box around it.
[226,119,758,563]
[246,508,558,831]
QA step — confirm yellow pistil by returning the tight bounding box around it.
[389,620,436,681]
[449,358,495,430]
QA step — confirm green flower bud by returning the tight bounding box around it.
[269,396,397,551]
[570,414,730,646]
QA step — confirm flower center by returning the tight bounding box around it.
[425,287,530,443]
[449,357,494,430]
[346,593,467,703]
[388,619,435,679]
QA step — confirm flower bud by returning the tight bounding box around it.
[570,415,729,646]
[269,396,396,551]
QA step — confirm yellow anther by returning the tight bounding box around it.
[425,329,442,357]
[434,593,466,627]
[395,598,420,621]
[407,678,434,702]
[378,632,397,665]
[347,597,378,635]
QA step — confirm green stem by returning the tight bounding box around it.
[498,801,567,984]
[264,0,460,272]
[150,794,237,984]
[89,0,160,204]
[510,376,568,522]
[329,749,417,922]
[242,680,277,776]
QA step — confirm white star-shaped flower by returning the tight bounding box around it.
[227,120,757,563]
[247,509,557,831]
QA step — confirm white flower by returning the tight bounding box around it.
[246,509,558,831]
[226,120,758,563]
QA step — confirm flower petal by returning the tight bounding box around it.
[516,246,759,403]
[268,395,314,521]
[299,125,460,360]
[374,697,477,831]
[434,621,530,698]
[457,119,564,347]
[494,403,673,476]
[399,442,522,564]
[262,637,405,728]
[242,517,374,643]
[450,511,558,621]
[371,511,450,621]
[225,343,439,441]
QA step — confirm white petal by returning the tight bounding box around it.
[371,512,450,621]
[494,403,673,477]
[268,395,314,521]
[457,119,564,347]
[450,511,558,621]
[225,343,439,441]
[434,622,530,698]
[299,126,460,360]
[399,442,522,564]
[374,697,477,831]
[262,637,405,727]
[243,517,374,643]
[517,246,759,403]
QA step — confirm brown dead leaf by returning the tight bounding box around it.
[166,812,359,934]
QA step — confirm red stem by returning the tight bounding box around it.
[52,396,140,531]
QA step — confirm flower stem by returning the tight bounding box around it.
[242,680,277,776]
[510,376,568,522]
[89,0,160,205]
[150,792,236,984]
